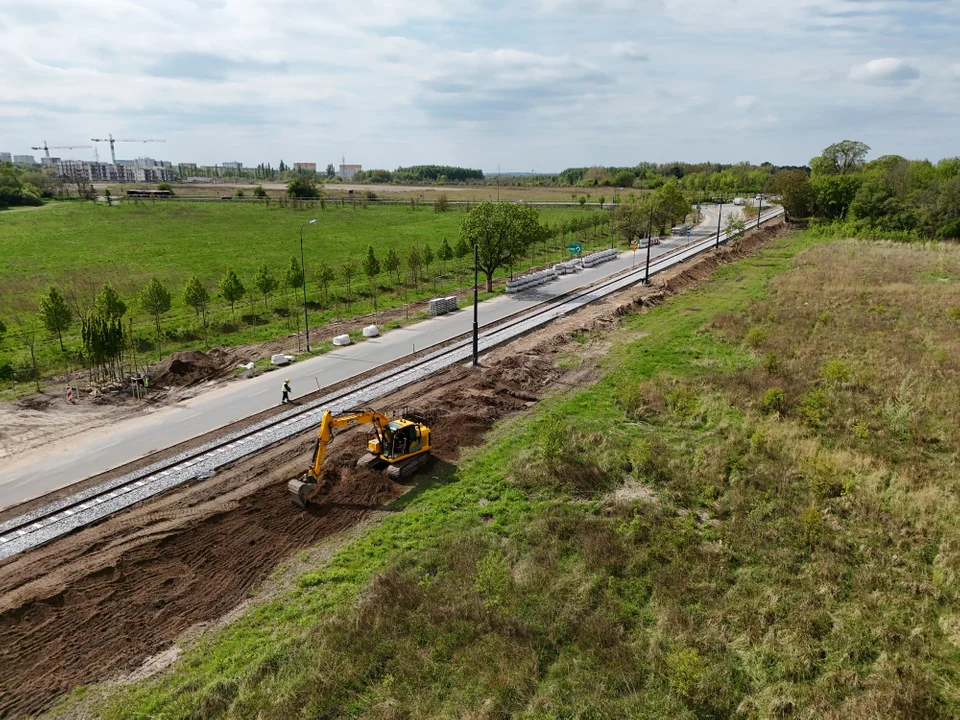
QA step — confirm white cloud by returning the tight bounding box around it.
[733,95,756,110]
[849,57,920,84]
[949,63,960,79]
[611,42,650,62]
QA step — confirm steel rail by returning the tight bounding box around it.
[0,208,783,560]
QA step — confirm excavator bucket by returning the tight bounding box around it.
[287,477,315,509]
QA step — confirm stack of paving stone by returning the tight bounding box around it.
[552,260,581,275]
[429,296,458,315]
[505,268,559,294]
[582,248,618,268]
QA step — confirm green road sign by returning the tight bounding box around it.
[568,242,582,254]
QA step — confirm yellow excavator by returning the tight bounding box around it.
[287,407,432,509]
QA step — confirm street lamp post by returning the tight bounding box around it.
[300,218,318,351]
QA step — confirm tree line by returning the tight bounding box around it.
[772,141,960,239]
[0,202,624,389]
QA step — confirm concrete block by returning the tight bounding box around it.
[271,354,290,365]
[333,334,351,346]
[362,325,379,337]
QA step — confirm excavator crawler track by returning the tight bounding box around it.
[385,451,431,480]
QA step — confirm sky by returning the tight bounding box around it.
[1,0,959,172]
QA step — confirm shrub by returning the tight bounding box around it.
[762,352,779,374]
[744,326,767,348]
[665,647,704,698]
[618,380,666,420]
[802,454,845,499]
[947,306,960,321]
[760,387,785,414]
[822,358,851,384]
[797,390,829,427]
[800,504,824,550]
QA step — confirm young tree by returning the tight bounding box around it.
[38,286,72,351]
[314,261,335,306]
[95,283,127,320]
[437,237,453,277]
[12,315,42,392]
[724,214,746,243]
[253,264,279,311]
[325,163,336,178]
[459,202,545,291]
[362,246,382,310]
[218,269,246,316]
[139,277,172,359]
[283,258,304,347]
[422,243,435,285]
[183,276,211,345]
[253,184,267,199]
[340,257,357,312]
[384,247,402,287]
[406,244,424,291]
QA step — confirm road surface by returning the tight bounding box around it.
[0,209,745,509]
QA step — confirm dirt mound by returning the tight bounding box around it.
[15,394,53,411]
[0,432,404,719]
[150,348,239,387]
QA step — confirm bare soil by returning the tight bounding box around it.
[0,218,786,718]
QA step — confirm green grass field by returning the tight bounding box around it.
[58,230,960,717]
[0,201,605,389]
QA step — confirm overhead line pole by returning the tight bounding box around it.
[300,219,318,351]
[644,205,654,285]
[716,196,724,248]
[472,243,479,366]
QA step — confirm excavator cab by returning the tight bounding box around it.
[288,408,432,509]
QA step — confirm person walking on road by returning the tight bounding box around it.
[281,378,292,404]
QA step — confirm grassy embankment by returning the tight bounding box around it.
[58,231,960,718]
[0,202,603,391]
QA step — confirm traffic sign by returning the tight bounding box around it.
[568,242,582,254]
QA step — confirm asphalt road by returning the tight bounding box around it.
[0,208,744,509]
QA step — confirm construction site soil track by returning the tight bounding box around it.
[0,219,786,718]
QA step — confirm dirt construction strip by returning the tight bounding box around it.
[0,221,786,718]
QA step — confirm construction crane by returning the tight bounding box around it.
[90,134,166,166]
[31,141,93,159]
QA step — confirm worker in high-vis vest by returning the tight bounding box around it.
[281,379,292,404]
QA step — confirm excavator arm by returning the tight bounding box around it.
[305,408,390,481]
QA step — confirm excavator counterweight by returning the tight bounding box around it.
[288,408,432,508]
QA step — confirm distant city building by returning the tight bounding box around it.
[41,156,60,167]
[0,152,11,163]
[55,159,174,183]
[178,162,197,170]
[294,162,317,172]
[339,163,362,180]
[13,154,36,165]
[186,176,216,183]
[222,161,243,169]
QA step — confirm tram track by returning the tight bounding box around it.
[0,207,784,560]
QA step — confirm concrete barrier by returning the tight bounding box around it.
[362,325,379,337]
[333,334,351,346]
